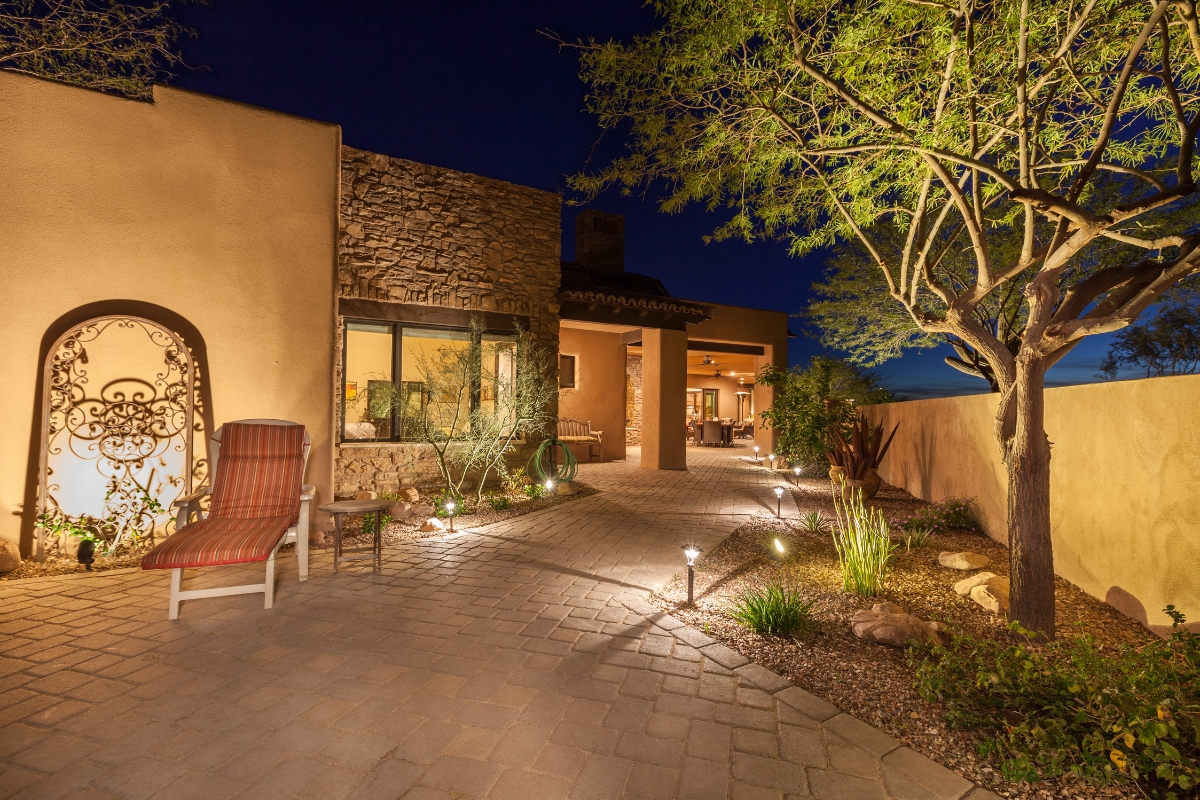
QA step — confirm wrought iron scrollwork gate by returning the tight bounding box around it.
[37,317,195,561]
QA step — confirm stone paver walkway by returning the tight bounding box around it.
[0,445,998,800]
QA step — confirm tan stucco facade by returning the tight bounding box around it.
[641,329,690,470]
[558,326,628,462]
[0,72,341,553]
[863,375,1200,632]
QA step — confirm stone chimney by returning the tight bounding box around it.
[575,209,624,274]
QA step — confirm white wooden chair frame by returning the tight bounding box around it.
[167,419,314,620]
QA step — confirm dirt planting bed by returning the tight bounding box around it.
[651,477,1155,800]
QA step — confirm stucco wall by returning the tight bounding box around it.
[862,375,1200,631]
[558,328,627,462]
[334,146,562,494]
[0,72,341,552]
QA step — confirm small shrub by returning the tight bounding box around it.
[831,482,895,596]
[486,493,511,511]
[914,608,1200,795]
[431,488,467,518]
[899,497,980,534]
[523,483,545,499]
[798,510,830,535]
[902,526,934,551]
[503,467,530,495]
[729,581,818,637]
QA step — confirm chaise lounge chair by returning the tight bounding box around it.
[141,420,314,620]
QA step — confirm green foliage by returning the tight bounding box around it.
[0,0,191,99]
[430,488,467,519]
[523,482,545,499]
[901,526,934,551]
[729,581,818,637]
[486,492,511,511]
[898,497,980,535]
[831,482,896,596]
[1100,292,1200,380]
[502,467,531,496]
[914,609,1200,795]
[798,509,830,535]
[758,357,892,470]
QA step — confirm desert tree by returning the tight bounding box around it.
[565,0,1200,638]
[404,319,557,505]
[0,0,190,99]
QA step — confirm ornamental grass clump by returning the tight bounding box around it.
[799,509,830,535]
[729,581,817,637]
[831,481,895,596]
[914,608,1200,796]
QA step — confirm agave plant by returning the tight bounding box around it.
[798,510,829,535]
[826,415,899,480]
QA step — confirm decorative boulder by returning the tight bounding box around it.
[308,530,326,547]
[556,482,578,496]
[410,504,435,519]
[938,551,990,571]
[401,487,420,503]
[953,571,999,596]
[851,603,947,647]
[970,578,1011,615]
[0,539,21,573]
[419,517,445,533]
[387,502,413,521]
[355,490,378,500]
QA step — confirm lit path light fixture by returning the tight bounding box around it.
[753,445,760,464]
[445,500,456,532]
[774,486,784,518]
[768,453,775,469]
[544,479,554,495]
[682,545,703,605]
[793,466,802,484]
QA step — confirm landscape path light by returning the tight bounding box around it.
[774,486,784,518]
[753,445,760,464]
[445,500,456,532]
[544,479,554,495]
[681,545,703,605]
[793,466,802,484]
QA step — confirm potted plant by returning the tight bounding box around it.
[825,415,898,500]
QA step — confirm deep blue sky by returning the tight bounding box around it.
[172,0,1131,400]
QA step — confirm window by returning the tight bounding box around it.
[704,389,719,420]
[342,320,517,442]
[559,355,576,389]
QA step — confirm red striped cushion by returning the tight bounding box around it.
[207,423,306,525]
[141,517,292,569]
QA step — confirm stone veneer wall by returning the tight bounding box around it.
[334,146,562,497]
[625,353,642,446]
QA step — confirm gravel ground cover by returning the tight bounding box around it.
[652,476,1156,800]
[1,482,597,581]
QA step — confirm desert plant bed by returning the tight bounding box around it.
[1,484,598,581]
[328,481,599,550]
[651,478,1163,800]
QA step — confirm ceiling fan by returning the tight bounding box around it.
[700,354,716,366]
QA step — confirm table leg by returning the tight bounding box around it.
[374,511,382,572]
[333,513,343,574]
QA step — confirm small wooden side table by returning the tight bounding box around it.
[318,499,392,573]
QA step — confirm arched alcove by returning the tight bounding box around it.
[21,304,213,560]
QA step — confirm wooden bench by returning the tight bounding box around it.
[558,418,603,462]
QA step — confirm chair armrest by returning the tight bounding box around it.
[172,486,210,508]
[300,484,316,502]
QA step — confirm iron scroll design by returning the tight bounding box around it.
[37,317,195,561]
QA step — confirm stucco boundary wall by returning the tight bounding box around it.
[862,374,1200,633]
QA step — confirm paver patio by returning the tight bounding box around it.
[0,446,1000,800]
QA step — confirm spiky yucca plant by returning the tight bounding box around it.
[831,480,895,596]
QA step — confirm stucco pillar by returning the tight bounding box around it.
[753,349,778,457]
[640,327,688,470]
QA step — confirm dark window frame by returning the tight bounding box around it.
[340,317,515,444]
[559,354,577,389]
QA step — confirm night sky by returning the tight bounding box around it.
[171,0,1131,400]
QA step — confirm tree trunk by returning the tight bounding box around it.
[1004,353,1056,640]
